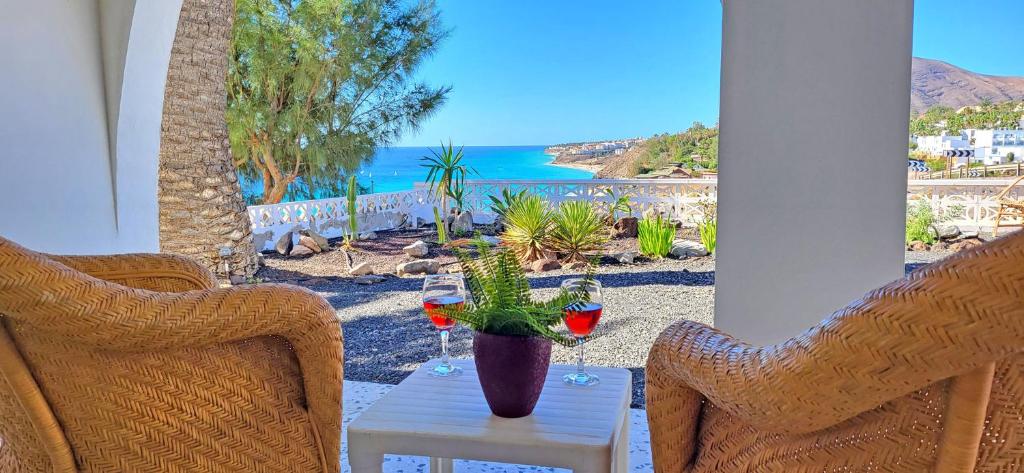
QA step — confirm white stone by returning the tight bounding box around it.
[358,231,377,240]
[403,240,429,258]
[397,259,439,276]
[478,235,500,246]
[451,210,474,235]
[349,262,374,276]
[670,240,708,258]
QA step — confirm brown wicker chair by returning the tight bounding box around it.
[993,175,1024,237]
[646,229,1024,473]
[0,236,343,472]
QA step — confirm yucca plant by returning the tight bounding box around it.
[433,206,448,244]
[421,141,476,213]
[501,194,553,263]
[488,188,528,220]
[638,214,675,258]
[550,201,608,263]
[343,174,359,248]
[436,243,595,346]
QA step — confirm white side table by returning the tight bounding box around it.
[347,358,631,472]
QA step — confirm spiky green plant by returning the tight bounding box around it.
[501,194,554,263]
[421,141,476,213]
[344,174,359,248]
[488,188,528,220]
[696,200,717,254]
[550,201,608,263]
[638,214,675,258]
[433,206,448,244]
[436,243,596,346]
[606,189,633,223]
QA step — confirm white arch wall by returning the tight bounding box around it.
[0,0,182,254]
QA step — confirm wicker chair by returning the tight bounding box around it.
[993,175,1024,237]
[0,237,344,472]
[646,229,1024,473]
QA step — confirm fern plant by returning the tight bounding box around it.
[343,174,359,248]
[501,194,553,263]
[550,200,608,263]
[437,243,595,346]
[638,214,675,258]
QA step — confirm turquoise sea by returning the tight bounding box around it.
[244,145,593,203]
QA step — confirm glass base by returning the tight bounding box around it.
[563,372,600,386]
[430,362,463,377]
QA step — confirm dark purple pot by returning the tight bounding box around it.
[473,332,552,418]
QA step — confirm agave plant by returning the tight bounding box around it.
[421,141,476,212]
[638,214,675,258]
[549,201,608,263]
[436,243,595,346]
[488,188,528,220]
[501,194,554,263]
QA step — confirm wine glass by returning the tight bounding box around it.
[561,278,602,386]
[422,274,466,377]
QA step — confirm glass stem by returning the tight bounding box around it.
[440,330,451,365]
[576,337,585,377]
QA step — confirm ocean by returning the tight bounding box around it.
[243,145,593,202]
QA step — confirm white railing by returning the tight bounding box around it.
[247,178,1019,251]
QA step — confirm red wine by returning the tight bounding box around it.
[564,302,602,337]
[423,295,464,329]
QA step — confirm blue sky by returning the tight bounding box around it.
[396,0,1024,147]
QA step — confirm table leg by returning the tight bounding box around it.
[429,457,453,473]
[611,409,631,473]
[347,451,383,473]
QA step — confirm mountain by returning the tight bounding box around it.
[911,57,1024,114]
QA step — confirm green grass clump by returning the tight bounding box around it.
[638,214,675,258]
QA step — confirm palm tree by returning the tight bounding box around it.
[421,141,477,213]
[158,0,259,280]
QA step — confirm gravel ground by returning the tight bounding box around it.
[260,236,956,408]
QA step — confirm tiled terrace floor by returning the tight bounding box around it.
[342,380,654,472]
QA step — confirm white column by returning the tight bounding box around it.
[714,0,914,345]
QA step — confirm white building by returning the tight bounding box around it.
[965,129,1024,164]
[916,133,969,155]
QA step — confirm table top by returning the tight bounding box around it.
[348,358,631,450]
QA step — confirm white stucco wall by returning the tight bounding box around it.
[0,0,181,254]
[715,0,914,345]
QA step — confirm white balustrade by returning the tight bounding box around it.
[246,178,1018,251]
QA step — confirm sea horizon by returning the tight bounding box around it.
[241,144,594,203]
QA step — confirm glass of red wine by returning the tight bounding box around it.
[561,278,602,386]
[422,274,466,377]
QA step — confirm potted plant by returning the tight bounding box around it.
[438,243,593,418]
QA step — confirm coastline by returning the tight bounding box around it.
[545,158,602,175]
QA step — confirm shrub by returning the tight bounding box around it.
[638,214,675,258]
[550,201,608,263]
[696,200,717,254]
[906,201,936,244]
[501,194,553,263]
[488,188,528,220]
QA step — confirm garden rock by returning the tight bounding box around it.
[451,210,474,235]
[349,262,374,276]
[397,259,440,276]
[611,251,637,264]
[479,235,500,246]
[359,232,378,240]
[289,245,314,257]
[298,235,322,253]
[403,240,430,258]
[565,261,590,270]
[907,240,930,252]
[932,224,960,241]
[275,231,293,255]
[300,228,329,249]
[949,238,982,252]
[531,258,561,272]
[611,217,639,238]
[354,275,386,285]
[670,240,709,258]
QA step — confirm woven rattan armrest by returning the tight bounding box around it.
[47,253,218,291]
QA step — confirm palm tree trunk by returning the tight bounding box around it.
[158,0,259,280]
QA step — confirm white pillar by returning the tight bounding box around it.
[714,0,914,345]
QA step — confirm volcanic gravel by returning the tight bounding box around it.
[260,236,951,408]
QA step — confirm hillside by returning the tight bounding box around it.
[911,57,1024,114]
